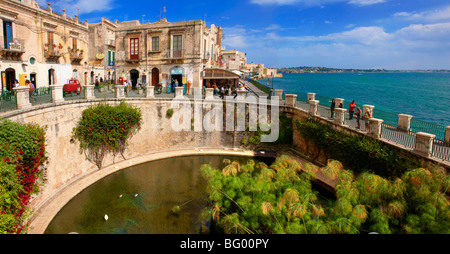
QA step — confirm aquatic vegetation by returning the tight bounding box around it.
[201,155,450,234]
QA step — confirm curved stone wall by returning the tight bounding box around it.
[1,98,244,233]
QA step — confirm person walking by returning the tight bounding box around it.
[26,80,36,103]
[349,100,356,120]
[330,99,336,119]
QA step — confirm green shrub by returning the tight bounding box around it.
[72,101,142,169]
[166,108,174,118]
[0,161,23,234]
[0,120,47,234]
[295,119,415,178]
[248,79,271,95]
[201,156,450,234]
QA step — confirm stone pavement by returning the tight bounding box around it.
[240,79,269,97]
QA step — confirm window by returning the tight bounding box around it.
[152,36,159,52]
[3,20,12,49]
[47,32,54,47]
[130,38,139,60]
[204,39,207,57]
[72,38,77,51]
[173,35,182,58]
[108,51,115,66]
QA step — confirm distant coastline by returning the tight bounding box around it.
[277,66,450,73]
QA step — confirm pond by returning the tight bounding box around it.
[44,155,275,234]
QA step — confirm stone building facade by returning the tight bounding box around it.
[87,17,117,85]
[0,0,89,90]
[111,18,223,92]
[221,49,246,71]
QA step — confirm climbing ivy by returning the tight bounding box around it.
[295,118,416,178]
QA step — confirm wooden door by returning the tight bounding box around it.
[151,68,159,86]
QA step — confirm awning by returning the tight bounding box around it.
[203,68,241,79]
[231,70,244,76]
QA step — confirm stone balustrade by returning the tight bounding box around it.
[83,85,95,100]
[175,87,184,98]
[146,85,155,98]
[115,85,126,99]
[50,85,65,103]
[307,92,316,102]
[445,126,450,143]
[4,82,449,166]
[368,118,384,139]
[309,100,319,116]
[334,108,347,126]
[398,114,413,131]
[274,89,283,100]
[12,87,32,110]
[284,94,297,107]
[205,88,214,99]
[415,132,436,158]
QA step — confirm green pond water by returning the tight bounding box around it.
[44,155,274,234]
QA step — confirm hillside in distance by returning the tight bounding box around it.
[277,66,450,73]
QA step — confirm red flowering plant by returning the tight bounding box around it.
[71,101,142,169]
[0,120,47,234]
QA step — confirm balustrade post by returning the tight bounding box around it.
[50,84,64,103]
[175,87,184,98]
[446,126,450,143]
[274,89,283,101]
[83,85,95,100]
[236,90,247,101]
[307,93,316,102]
[115,85,126,99]
[398,114,413,131]
[335,98,344,108]
[334,108,347,126]
[414,132,436,158]
[368,118,384,139]
[12,87,32,110]
[309,100,319,116]
[145,86,155,98]
[363,105,375,118]
[205,88,214,99]
[285,94,297,107]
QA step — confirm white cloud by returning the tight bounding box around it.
[265,24,282,30]
[239,22,450,69]
[393,5,450,22]
[250,0,385,6]
[347,0,386,6]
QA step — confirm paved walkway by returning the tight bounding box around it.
[240,79,269,97]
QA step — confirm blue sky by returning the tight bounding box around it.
[38,0,450,70]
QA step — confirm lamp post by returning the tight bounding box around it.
[270,72,274,98]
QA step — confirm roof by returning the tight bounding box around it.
[203,68,241,79]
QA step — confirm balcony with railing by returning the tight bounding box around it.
[0,37,25,61]
[68,48,84,64]
[43,43,61,62]
[105,39,115,47]
[166,49,185,59]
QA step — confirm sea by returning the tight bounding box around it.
[270,72,450,127]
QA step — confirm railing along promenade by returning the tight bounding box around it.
[292,91,450,163]
[1,82,449,163]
